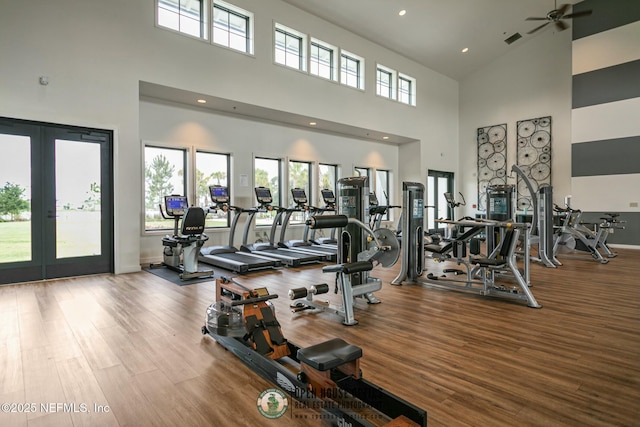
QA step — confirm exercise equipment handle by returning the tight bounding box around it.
[306,215,349,229]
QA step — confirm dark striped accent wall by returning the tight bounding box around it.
[571,0,640,246]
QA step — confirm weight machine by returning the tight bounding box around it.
[289,177,400,325]
[392,182,541,308]
[553,198,623,263]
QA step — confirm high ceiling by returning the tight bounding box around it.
[282,0,581,81]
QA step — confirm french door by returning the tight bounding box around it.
[427,170,454,234]
[0,117,113,285]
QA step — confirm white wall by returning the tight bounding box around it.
[0,0,459,273]
[459,28,573,216]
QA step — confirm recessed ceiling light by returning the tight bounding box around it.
[399,10,406,16]
[383,136,390,140]
[461,47,469,53]
[309,122,317,126]
[197,99,207,103]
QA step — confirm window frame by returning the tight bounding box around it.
[143,144,188,232]
[375,169,391,221]
[157,0,207,39]
[212,0,254,54]
[195,150,231,228]
[340,50,365,90]
[318,163,338,207]
[310,38,338,81]
[274,23,307,72]
[376,64,397,100]
[253,156,282,226]
[288,160,312,225]
[399,73,417,106]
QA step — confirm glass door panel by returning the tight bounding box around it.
[0,134,32,263]
[55,139,102,258]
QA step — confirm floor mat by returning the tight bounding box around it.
[142,265,216,286]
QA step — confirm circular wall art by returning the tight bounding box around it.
[477,123,507,211]
[516,116,551,211]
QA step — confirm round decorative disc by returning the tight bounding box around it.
[478,142,494,159]
[538,117,550,127]
[518,197,532,210]
[487,152,506,171]
[518,147,538,166]
[531,130,551,148]
[496,169,506,178]
[518,138,528,147]
[539,153,551,163]
[530,163,550,180]
[493,140,506,152]
[488,125,506,143]
[479,167,493,180]
[518,121,535,138]
[489,176,506,186]
[477,132,489,144]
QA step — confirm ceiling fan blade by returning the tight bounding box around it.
[564,10,593,19]
[527,21,550,34]
[555,20,568,31]
[526,17,548,21]
[557,4,570,15]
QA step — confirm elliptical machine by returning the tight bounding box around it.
[157,195,214,280]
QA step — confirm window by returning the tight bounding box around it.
[144,146,187,230]
[213,1,252,54]
[376,65,396,99]
[354,167,370,181]
[196,151,230,228]
[310,38,337,81]
[157,0,206,38]
[427,170,453,233]
[341,50,364,90]
[288,160,311,225]
[375,169,391,221]
[399,73,417,106]
[254,157,281,225]
[318,163,338,206]
[274,24,306,71]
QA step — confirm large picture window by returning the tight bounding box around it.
[318,163,338,207]
[144,146,186,230]
[289,160,311,224]
[375,169,391,221]
[196,151,230,228]
[254,157,281,226]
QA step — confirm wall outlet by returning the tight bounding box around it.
[630,202,638,207]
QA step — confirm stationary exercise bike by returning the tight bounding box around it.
[156,195,214,280]
[552,199,618,264]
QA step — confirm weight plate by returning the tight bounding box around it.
[370,228,400,268]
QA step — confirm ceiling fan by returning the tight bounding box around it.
[526,1,592,34]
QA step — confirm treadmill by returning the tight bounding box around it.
[278,188,337,261]
[307,188,338,248]
[240,187,326,267]
[199,185,281,274]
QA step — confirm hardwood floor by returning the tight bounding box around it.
[0,248,638,426]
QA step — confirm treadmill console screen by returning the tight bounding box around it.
[444,192,454,205]
[209,185,229,203]
[255,187,272,204]
[165,195,188,216]
[321,189,335,204]
[291,188,307,204]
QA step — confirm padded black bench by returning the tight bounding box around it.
[297,338,362,371]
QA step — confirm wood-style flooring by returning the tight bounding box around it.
[0,248,639,426]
